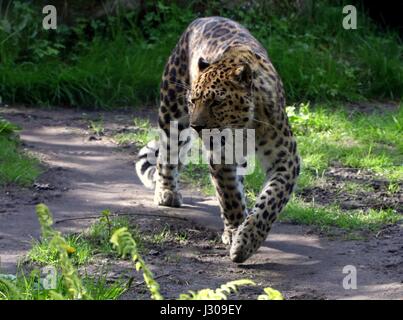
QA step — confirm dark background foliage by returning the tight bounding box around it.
[0,0,401,108]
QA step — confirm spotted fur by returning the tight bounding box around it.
[136,17,300,263]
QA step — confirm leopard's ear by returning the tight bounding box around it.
[234,64,252,87]
[198,57,210,72]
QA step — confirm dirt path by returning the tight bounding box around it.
[0,106,402,300]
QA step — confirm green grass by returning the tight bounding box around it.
[149,226,172,245]
[293,103,403,184]
[0,118,40,186]
[0,38,168,108]
[260,14,403,102]
[27,234,92,266]
[113,118,154,146]
[27,211,144,268]
[88,118,105,136]
[147,225,189,245]
[336,181,374,194]
[0,1,402,108]
[0,205,132,300]
[182,162,214,194]
[387,182,401,195]
[86,215,145,254]
[81,275,127,300]
[10,210,138,300]
[280,197,401,232]
[0,268,126,300]
[0,2,176,108]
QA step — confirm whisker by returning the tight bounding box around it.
[174,93,189,100]
[252,118,276,130]
[167,80,191,91]
[176,94,186,99]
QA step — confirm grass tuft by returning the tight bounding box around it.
[281,198,401,232]
[0,117,40,186]
[28,234,92,266]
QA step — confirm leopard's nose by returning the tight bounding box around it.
[190,124,204,133]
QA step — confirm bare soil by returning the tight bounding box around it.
[0,106,402,300]
[299,166,402,213]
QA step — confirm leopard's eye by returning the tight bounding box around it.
[210,100,221,108]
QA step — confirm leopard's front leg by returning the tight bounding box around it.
[154,41,190,208]
[155,101,189,208]
[230,122,300,263]
[209,163,248,245]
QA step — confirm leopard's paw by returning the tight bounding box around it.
[221,227,236,246]
[154,189,182,207]
[229,218,264,263]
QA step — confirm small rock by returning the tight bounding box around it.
[341,200,364,210]
[200,244,212,250]
[33,183,54,191]
[88,135,101,141]
[387,249,398,253]
[149,249,159,256]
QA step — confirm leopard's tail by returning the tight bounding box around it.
[135,140,159,189]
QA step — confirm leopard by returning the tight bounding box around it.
[136,16,300,263]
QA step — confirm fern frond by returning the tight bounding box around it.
[35,204,92,300]
[35,204,54,238]
[110,227,163,300]
[179,279,256,300]
[257,287,284,300]
[0,277,22,300]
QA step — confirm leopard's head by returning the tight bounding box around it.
[188,55,255,132]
